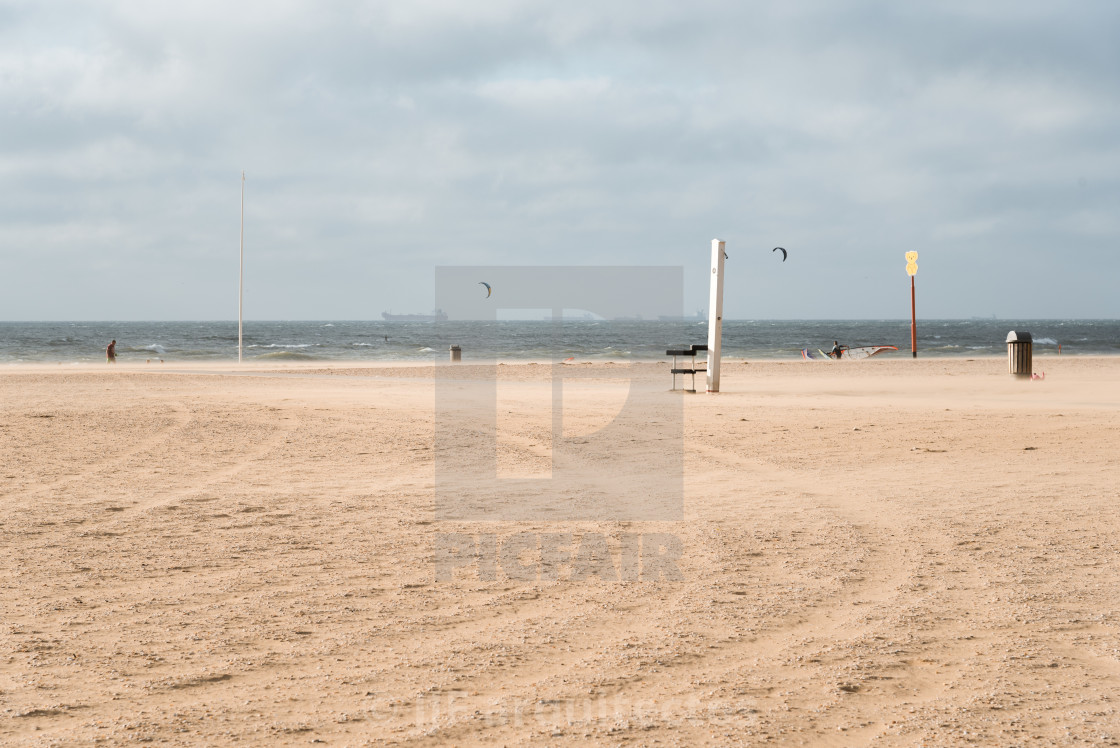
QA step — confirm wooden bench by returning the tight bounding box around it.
[666,344,708,392]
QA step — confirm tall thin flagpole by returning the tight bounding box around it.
[239,171,245,363]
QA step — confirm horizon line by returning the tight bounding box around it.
[3,317,1119,324]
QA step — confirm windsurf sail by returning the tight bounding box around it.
[839,345,899,360]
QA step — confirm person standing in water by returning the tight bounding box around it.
[106,340,117,363]
[830,341,843,359]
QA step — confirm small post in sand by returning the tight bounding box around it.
[706,238,725,393]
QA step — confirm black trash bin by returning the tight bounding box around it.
[1006,331,1032,379]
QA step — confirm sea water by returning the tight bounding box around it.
[1,319,1117,364]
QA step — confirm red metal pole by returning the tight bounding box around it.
[910,275,917,358]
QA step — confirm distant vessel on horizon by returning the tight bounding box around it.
[659,308,708,322]
[381,309,448,322]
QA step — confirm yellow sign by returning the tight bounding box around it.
[905,251,918,276]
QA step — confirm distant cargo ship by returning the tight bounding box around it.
[381,309,448,322]
[658,308,708,322]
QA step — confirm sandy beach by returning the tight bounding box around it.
[2,355,1119,746]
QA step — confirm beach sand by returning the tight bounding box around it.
[2,356,1119,745]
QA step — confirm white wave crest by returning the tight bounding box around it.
[248,344,313,349]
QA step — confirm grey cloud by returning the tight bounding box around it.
[1,0,1117,320]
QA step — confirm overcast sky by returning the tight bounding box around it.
[2,0,1117,320]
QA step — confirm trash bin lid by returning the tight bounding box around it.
[1006,330,1032,343]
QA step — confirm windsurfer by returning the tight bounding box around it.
[830,341,843,359]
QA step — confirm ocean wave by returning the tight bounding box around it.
[253,351,318,360]
[248,343,313,349]
[4,320,1120,363]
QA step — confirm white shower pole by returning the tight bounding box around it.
[706,238,725,393]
